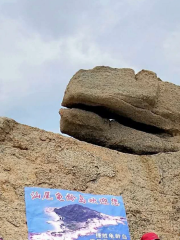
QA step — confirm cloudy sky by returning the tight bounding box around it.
[0,0,180,133]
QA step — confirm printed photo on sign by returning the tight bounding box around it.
[25,187,131,240]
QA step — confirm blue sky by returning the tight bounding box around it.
[0,0,180,133]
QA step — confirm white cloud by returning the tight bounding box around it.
[0,16,62,106]
[0,14,133,115]
[61,33,132,69]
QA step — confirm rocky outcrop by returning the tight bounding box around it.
[1,66,180,240]
[60,108,179,155]
[0,117,180,240]
[60,66,180,154]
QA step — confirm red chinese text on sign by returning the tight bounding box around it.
[31,191,41,200]
[79,195,86,204]
[99,197,109,205]
[66,193,76,202]
[55,192,65,201]
[42,191,53,200]
[111,198,120,206]
[88,197,98,204]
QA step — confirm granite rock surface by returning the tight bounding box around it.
[61,67,180,154]
[0,117,180,240]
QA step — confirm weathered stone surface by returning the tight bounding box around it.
[60,108,180,154]
[0,117,180,240]
[62,66,180,134]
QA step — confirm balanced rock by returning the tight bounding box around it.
[61,66,180,154]
[0,117,180,240]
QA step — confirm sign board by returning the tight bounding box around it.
[25,187,131,240]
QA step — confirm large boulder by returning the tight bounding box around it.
[0,117,180,240]
[61,67,180,154]
[62,67,180,134]
[60,108,179,154]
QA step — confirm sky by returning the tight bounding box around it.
[0,0,180,133]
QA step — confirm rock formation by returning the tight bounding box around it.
[60,108,178,155]
[0,67,180,240]
[60,66,180,154]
